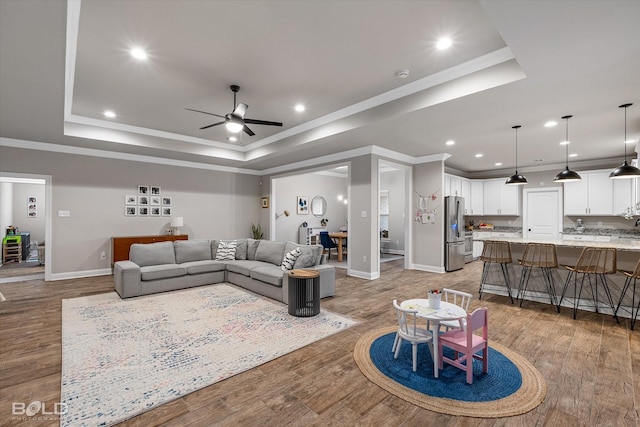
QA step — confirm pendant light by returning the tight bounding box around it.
[610,103,640,179]
[505,125,528,185]
[553,115,582,182]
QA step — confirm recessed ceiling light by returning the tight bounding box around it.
[559,140,570,145]
[294,104,305,112]
[103,110,116,118]
[625,139,637,144]
[495,162,502,166]
[569,153,578,157]
[227,135,238,142]
[395,69,410,79]
[130,48,147,60]
[475,153,483,158]
[544,121,558,127]
[445,140,455,146]
[436,37,452,50]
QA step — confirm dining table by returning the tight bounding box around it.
[328,231,347,262]
[400,299,467,378]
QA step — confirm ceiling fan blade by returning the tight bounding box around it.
[244,118,283,127]
[185,108,225,119]
[233,103,248,119]
[243,125,255,136]
[200,121,225,130]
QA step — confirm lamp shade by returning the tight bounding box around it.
[554,166,582,182]
[505,171,528,185]
[609,161,640,179]
[170,217,184,227]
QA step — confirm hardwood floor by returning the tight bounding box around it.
[1,260,638,426]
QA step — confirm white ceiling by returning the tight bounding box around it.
[1,0,639,177]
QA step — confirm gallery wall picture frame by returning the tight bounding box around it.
[150,207,161,216]
[138,196,149,205]
[162,197,172,206]
[138,185,149,195]
[125,195,137,205]
[162,207,172,216]
[151,186,161,195]
[28,210,37,218]
[125,206,136,216]
[150,196,161,205]
[138,206,149,216]
[297,196,309,215]
[262,197,269,208]
[28,196,37,204]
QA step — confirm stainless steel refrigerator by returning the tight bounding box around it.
[444,196,465,272]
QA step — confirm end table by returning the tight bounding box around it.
[288,269,320,317]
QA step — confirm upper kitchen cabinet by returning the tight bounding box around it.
[445,174,463,198]
[483,179,521,215]
[613,177,636,215]
[469,181,484,215]
[564,170,613,215]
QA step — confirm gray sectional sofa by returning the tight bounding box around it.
[113,238,335,303]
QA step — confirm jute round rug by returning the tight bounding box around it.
[354,326,547,418]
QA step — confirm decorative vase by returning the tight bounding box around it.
[428,293,441,309]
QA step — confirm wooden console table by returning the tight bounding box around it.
[112,234,188,265]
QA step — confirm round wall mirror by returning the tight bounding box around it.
[311,196,327,218]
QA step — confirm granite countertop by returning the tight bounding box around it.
[473,235,640,251]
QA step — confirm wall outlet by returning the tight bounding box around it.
[362,255,367,263]
[361,211,367,218]
[58,210,70,217]
[100,251,106,260]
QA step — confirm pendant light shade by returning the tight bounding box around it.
[610,103,640,179]
[506,125,528,185]
[554,115,582,182]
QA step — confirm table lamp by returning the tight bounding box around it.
[170,217,184,235]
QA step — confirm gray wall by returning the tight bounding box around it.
[273,173,347,243]
[412,160,445,271]
[0,146,260,276]
[12,182,46,243]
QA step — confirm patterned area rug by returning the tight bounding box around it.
[61,284,356,426]
[354,327,546,418]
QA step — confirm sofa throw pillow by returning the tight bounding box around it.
[281,248,301,271]
[215,241,237,261]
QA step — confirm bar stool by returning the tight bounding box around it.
[557,247,618,322]
[479,240,514,303]
[615,258,640,330]
[517,243,558,307]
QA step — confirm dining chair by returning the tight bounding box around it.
[438,307,488,384]
[556,247,618,322]
[479,240,515,303]
[615,258,640,330]
[517,243,558,307]
[439,288,473,331]
[393,299,433,372]
[318,231,338,260]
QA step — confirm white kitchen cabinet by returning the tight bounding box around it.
[562,234,611,243]
[472,241,484,259]
[483,179,521,215]
[445,174,462,197]
[461,179,471,213]
[469,181,484,215]
[613,177,636,215]
[563,170,613,215]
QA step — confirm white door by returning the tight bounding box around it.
[524,189,561,240]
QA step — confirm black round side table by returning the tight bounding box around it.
[287,269,320,317]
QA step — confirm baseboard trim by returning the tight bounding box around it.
[49,268,113,281]
[410,263,445,273]
[348,269,380,280]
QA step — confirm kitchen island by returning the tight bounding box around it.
[473,234,640,320]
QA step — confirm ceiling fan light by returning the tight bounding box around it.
[609,161,640,179]
[554,166,582,182]
[225,117,244,133]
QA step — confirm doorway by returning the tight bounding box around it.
[0,172,52,282]
[522,187,563,240]
[378,159,411,271]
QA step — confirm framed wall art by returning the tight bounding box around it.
[162,197,172,206]
[138,185,149,195]
[162,207,172,216]
[125,206,136,216]
[297,196,309,215]
[150,186,161,195]
[150,207,161,216]
[125,195,136,205]
[138,206,149,216]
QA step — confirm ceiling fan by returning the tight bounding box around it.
[186,85,283,137]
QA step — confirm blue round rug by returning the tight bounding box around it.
[353,326,546,418]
